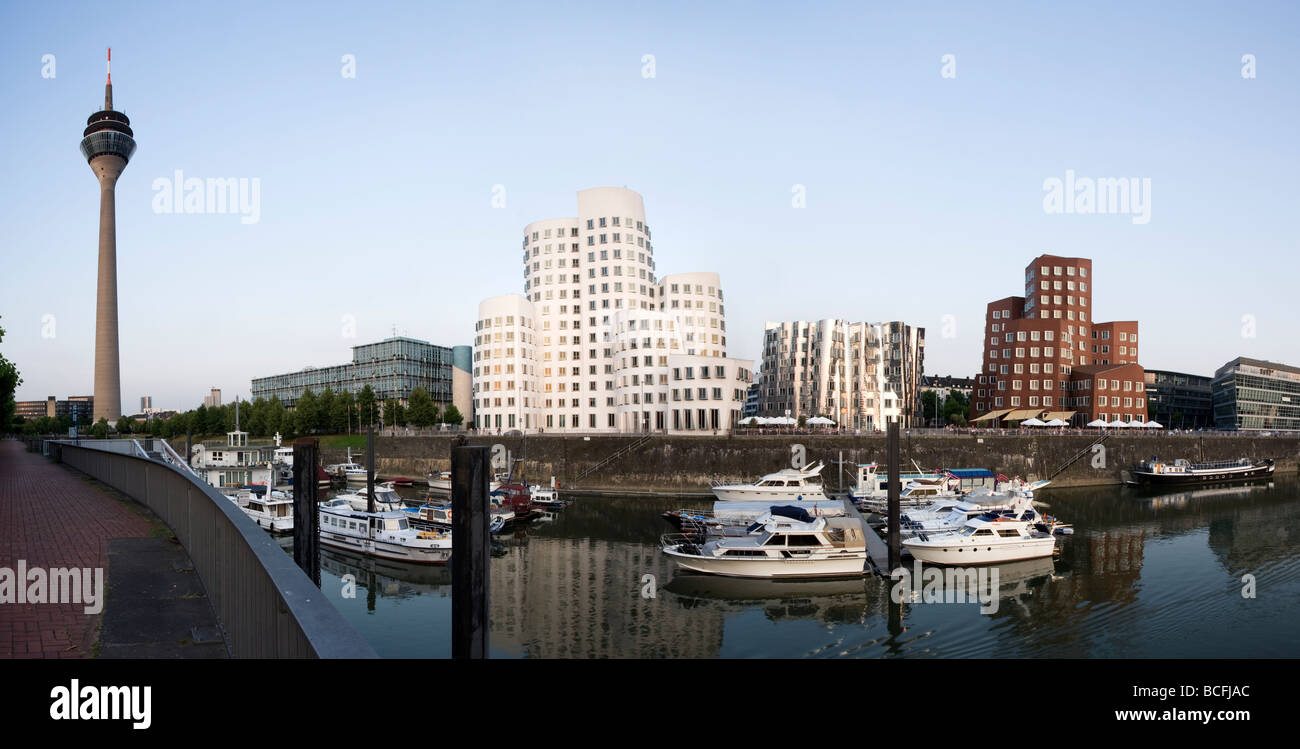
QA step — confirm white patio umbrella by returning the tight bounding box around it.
[1127,420,1146,428]
[738,416,758,425]
[1087,419,1110,427]
[1019,417,1047,427]
[807,416,835,425]
[1108,419,1129,428]
[1044,419,1069,427]
[1145,420,1163,429]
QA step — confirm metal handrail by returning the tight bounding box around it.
[46,439,376,658]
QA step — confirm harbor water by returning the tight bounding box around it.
[298,476,1300,658]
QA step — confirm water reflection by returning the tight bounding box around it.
[305,476,1300,658]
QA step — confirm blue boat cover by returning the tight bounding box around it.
[770,505,813,523]
[947,468,996,479]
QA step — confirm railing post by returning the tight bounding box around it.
[292,438,321,587]
[452,443,491,659]
[887,421,901,572]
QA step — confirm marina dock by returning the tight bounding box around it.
[840,496,892,576]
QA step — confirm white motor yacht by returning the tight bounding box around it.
[335,482,405,512]
[855,481,963,514]
[319,505,452,564]
[711,461,828,502]
[897,496,1042,539]
[903,514,1057,565]
[661,509,868,579]
[227,488,295,534]
[848,462,950,501]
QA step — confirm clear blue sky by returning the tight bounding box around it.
[3,0,1297,409]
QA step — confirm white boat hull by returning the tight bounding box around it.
[712,487,828,502]
[663,548,867,579]
[903,536,1056,565]
[320,530,452,564]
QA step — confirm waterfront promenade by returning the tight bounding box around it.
[0,440,225,658]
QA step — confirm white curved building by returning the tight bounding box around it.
[473,187,753,434]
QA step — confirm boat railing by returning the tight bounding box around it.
[661,532,704,549]
[1188,458,1254,470]
[708,475,746,488]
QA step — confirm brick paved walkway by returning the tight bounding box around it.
[0,439,153,658]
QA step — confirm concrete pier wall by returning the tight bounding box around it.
[321,434,1300,493]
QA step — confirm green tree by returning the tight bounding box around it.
[920,391,939,425]
[317,388,337,433]
[267,396,287,437]
[295,389,319,435]
[115,416,134,434]
[441,404,463,427]
[330,390,353,434]
[382,398,397,427]
[0,316,21,433]
[407,387,436,427]
[91,418,110,439]
[356,385,377,428]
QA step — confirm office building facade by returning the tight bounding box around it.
[1211,357,1300,432]
[252,337,473,419]
[472,187,753,434]
[757,319,925,429]
[971,254,1144,426]
[1144,370,1213,429]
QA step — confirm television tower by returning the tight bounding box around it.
[80,48,136,423]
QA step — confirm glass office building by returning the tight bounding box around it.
[1211,357,1300,432]
[1144,369,1213,429]
[252,337,461,407]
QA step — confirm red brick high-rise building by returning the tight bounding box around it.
[971,254,1146,426]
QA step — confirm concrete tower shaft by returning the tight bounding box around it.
[81,48,135,425]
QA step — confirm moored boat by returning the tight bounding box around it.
[1128,457,1274,487]
[711,461,828,502]
[661,509,869,579]
[319,504,452,564]
[902,514,1057,565]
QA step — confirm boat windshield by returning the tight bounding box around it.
[957,525,980,536]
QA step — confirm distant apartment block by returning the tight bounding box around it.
[971,254,1146,426]
[251,337,473,419]
[203,388,222,408]
[1211,357,1300,432]
[15,395,94,423]
[472,187,754,434]
[757,319,925,429]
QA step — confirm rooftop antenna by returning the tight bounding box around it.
[105,47,113,110]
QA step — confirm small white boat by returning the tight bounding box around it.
[897,496,1042,539]
[903,514,1057,565]
[964,479,1051,502]
[319,505,452,564]
[856,481,963,514]
[661,509,868,579]
[426,470,452,492]
[848,462,950,501]
[227,489,295,534]
[334,482,405,512]
[403,503,453,527]
[426,469,505,495]
[530,477,563,506]
[711,461,828,502]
